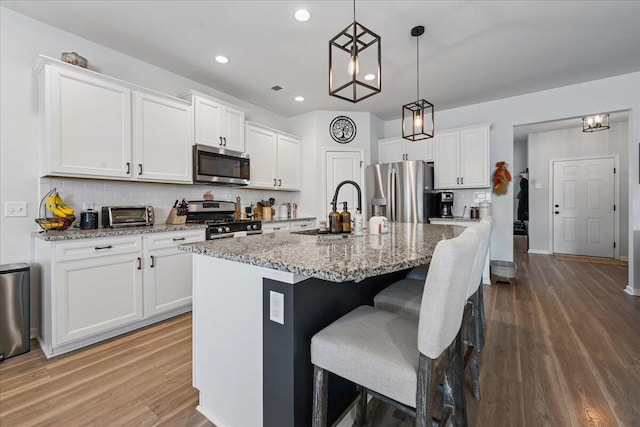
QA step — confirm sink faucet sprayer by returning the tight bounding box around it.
[329,180,364,235]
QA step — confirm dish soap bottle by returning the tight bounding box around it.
[352,209,364,236]
[340,202,351,233]
[328,203,342,234]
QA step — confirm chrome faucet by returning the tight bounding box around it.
[330,180,362,213]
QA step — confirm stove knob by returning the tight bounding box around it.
[252,224,258,230]
[225,227,231,233]
[247,225,252,231]
[217,227,224,233]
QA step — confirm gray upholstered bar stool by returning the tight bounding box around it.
[311,229,478,427]
[374,220,492,400]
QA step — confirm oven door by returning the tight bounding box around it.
[193,145,250,185]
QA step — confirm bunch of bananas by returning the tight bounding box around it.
[45,192,75,219]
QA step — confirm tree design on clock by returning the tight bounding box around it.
[330,116,357,144]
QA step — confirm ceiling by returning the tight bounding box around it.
[2,1,639,121]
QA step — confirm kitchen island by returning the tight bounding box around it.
[178,223,464,427]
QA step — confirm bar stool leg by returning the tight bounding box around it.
[312,365,328,427]
[416,354,437,427]
[355,385,367,426]
[452,327,468,427]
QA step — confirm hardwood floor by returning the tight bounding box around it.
[0,253,637,426]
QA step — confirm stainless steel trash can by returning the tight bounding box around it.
[0,263,30,360]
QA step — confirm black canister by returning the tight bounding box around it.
[80,210,98,230]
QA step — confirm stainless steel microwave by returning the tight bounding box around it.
[193,144,250,185]
[102,206,154,228]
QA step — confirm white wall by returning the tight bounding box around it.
[527,121,629,258]
[0,7,293,266]
[289,111,375,222]
[384,72,640,292]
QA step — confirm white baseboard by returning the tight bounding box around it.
[624,285,639,296]
[528,249,550,255]
[620,256,629,261]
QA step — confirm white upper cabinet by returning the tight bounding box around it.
[37,56,193,184]
[434,124,490,189]
[378,137,433,163]
[245,122,300,191]
[39,61,132,179]
[133,91,192,183]
[189,91,246,152]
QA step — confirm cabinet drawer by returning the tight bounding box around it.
[55,236,142,262]
[262,222,291,234]
[143,230,206,250]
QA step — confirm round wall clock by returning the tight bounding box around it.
[329,116,357,144]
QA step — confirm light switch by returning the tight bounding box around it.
[5,202,27,217]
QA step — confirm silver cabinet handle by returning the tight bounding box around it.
[300,224,308,228]
[150,255,155,268]
[138,164,143,175]
[126,162,130,174]
[172,237,186,242]
[137,257,142,270]
[94,245,113,250]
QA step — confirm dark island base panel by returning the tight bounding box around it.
[263,270,410,427]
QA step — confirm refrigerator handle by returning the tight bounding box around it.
[390,168,396,222]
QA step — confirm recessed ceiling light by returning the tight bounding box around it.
[215,55,229,64]
[295,96,305,102]
[294,9,311,22]
[364,74,376,81]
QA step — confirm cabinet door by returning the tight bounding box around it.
[276,134,300,190]
[134,92,192,182]
[378,139,405,163]
[45,66,132,178]
[245,125,277,189]
[222,107,246,152]
[194,96,224,147]
[144,247,193,316]
[54,253,143,345]
[404,138,433,161]
[434,132,461,189]
[459,127,490,188]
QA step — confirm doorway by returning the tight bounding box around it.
[324,150,364,220]
[552,156,617,258]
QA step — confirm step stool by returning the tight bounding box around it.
[490,260,517,286]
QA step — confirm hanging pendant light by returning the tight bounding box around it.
[402,25,434,141]
[582,113,610,132]
[329,0,381,103]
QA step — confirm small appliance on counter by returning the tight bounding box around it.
[369,215,390,234]
[436,192,454,218]
[102,206,154,228]
[80,210,98,230]
[185,200,261,240]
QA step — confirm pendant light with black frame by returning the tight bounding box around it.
[329,0,381,103]
[402,25,434,141]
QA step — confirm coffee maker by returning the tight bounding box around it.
[437,192,454,218]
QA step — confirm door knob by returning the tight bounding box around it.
[554,211,560,215]
[555,204,559,208]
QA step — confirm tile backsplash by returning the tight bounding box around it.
[40,177,301,225]
[450,189,492,217]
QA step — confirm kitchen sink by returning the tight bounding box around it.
[291,229,356,239]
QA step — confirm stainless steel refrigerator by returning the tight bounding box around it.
[365,161,436,222]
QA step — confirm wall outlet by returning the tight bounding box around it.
[5,202,27,217]
[269,291,284,325]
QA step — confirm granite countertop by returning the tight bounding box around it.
[429,217,481,223]
[261,217,316,224]
[33,223,208,241]
[179,222,464,283]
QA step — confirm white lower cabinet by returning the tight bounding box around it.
[54,252,143,345]
[290,219,316,232]
[36,229,205,358]
[262,222,291,234]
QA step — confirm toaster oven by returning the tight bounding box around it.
[101,206,154,228]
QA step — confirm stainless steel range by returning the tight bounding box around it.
[185,200,261,240]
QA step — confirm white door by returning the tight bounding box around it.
[404,139,433,162]
[221,106,246,152]
[325,151,363,219]
[245,124,277,189]
[133,92,192,182]
[459,126,490,188]
[144,247,193,316]
[553,158,615,257]
[194,96,223,147]
[276,134,300,190]
[378,139,405,163]
[434,131,460,189]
